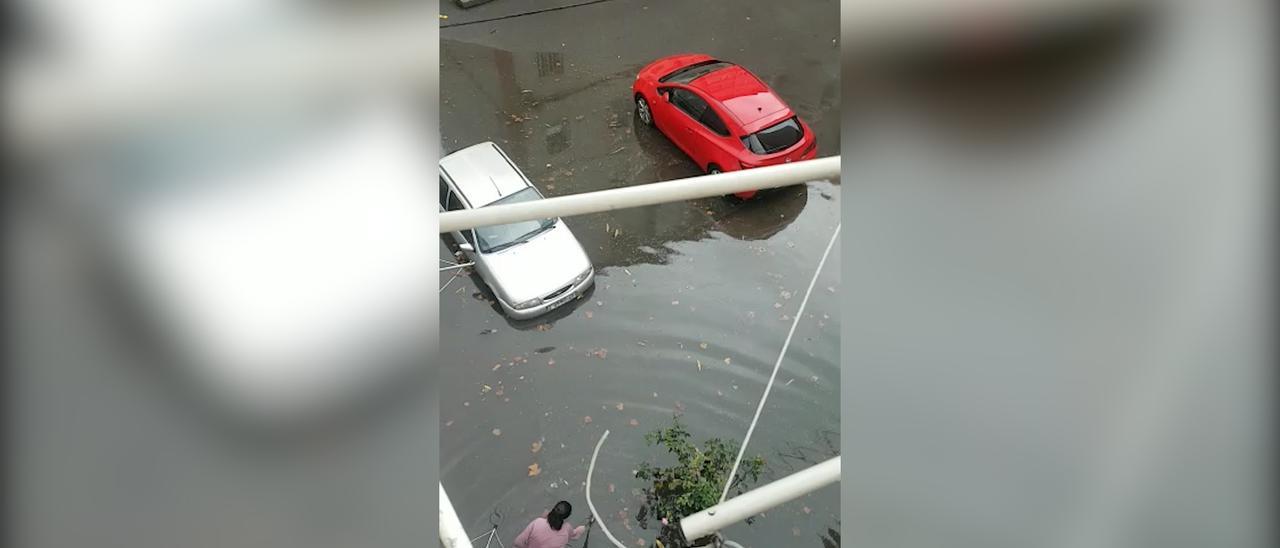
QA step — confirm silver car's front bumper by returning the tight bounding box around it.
[499,269,595,320]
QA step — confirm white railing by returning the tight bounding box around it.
[440,484,474,548]
[439,156,840,232]
[680,457,841,542]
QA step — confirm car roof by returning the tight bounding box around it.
[688,65,790,130]
[439,142,530,207]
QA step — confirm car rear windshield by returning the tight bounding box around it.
[659,60,733,84]
[742,117,803,155]
[474,187,556,253]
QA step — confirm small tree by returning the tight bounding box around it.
[635,415,765,546]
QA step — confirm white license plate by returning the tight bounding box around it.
[547,295,569,311]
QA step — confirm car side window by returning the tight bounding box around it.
[442,186,478,245]
[445,187,466,212]
[699,107,730,136]
[671,89,708,120]
[439,176,450,208]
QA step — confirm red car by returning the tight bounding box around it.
[633,54,818,199]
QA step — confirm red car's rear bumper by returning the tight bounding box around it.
[732,139,819,200]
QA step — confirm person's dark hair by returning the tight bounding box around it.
[547,501,572,531]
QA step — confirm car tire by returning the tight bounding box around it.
[636,95,654,127]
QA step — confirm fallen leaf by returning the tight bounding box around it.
[696,359,702,371]
[615,403,625,411]
[585,310,594,319]
[583,416,593,424]
[723,357,731,365]
[482,385,492,393]
[492,363,502,371]
[608,483,616,493]
[802,506,811,514]
[531,441,542,453]
[528,463,541,477]
[495,386,505,396]
[536,324,552,331]
[671,300,680,305]
[629,419,639,427]
[492,428,502,436]
[445,420,454,427]
[699,342,708,349]
[547,358,556,366]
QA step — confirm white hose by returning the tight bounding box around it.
[719,223,841,504]
[585,430,627,548]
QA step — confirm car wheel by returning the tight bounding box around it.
[708,166,721,175]
[636,95,654,127]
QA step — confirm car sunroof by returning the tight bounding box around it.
[659,60,733,84]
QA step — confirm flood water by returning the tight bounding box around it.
[439,1,841,546]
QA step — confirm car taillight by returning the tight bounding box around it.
[802,140,816,156]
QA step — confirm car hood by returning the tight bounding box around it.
[484,222,591,303]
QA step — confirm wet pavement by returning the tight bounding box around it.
[439,1,840,546]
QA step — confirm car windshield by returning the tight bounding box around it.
[742,117,803,155]
[659,60,733,84]
[475,187,556,253]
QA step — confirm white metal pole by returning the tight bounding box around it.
[438,156,840,232]
[680,457,840,542]
[440,483,475,548]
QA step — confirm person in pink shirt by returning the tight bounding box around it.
[513,500,587,548]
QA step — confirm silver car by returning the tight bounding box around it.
[439,142,595,320]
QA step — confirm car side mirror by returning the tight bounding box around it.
[458,243,474,252]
